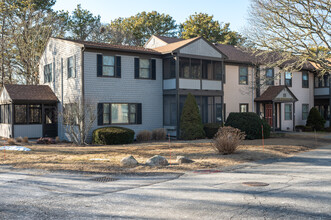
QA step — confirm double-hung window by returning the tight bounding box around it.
[44,63,52,83]
[302,104,309,120]
[67,56,75,78]
[239,66,248,85]
[302,71,309,88]
[139,59,150,78]
[134,58,156,80]
[285,104,292,120]
[266,68,274,85]
[103,56,115,76]
[285,72,292,87]
[240,104,248,113]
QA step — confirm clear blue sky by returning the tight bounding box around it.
[53,0,251,34]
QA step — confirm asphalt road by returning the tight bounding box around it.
[1,145,331,219]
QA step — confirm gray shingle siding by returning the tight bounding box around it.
[84,52,163,140]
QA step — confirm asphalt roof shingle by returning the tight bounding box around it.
[55,38,161,55]
[4,84,58,102]
[254,85,298,102]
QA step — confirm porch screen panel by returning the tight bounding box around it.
[15,105,27,124]
[29,105,41,124]
[164,95,177,126]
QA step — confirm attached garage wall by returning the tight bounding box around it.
[14,125,42,138]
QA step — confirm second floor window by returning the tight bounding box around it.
[302,71,309,88]
[134,58,156,80]
[239,66,248,85]
[44,63,52,83]
[67,56,75,78]
[285,72,292,87]
[315,74,329,88]
[103,56,115,76]
[266,68,274,85]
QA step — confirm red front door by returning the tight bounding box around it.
[265,104,273,127]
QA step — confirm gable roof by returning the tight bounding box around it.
[215,44,257,64]
[4,84,58,103]
[53,38,161,55]
[254,85,298,102]
[154,35,184,44]
[153,37,200,54]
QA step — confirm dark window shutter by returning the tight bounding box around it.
[151,59,156,80]
[116,56,121,78]
[97,103,103,126]
[74,55,77,78]
[97,54,103,77]
[136,103,142,124]
[134,58,140,79]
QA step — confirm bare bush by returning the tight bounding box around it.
[22,137,29,144]
[16,137,23,143]
[7,138,16,145]
[55,136,60,143]
[152,128,167,141]
[136,130,152,142]
[212,126,245,155]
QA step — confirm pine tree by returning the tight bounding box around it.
[306,107,325,131]
[180,93,205,140]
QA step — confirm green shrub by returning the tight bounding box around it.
[92,126,134,145]
[306,107,326,131]
[180,93,205,140]
[324,127,331,132]
[304,126,313,132]
[204,123,222,139]
[225,112,271,140]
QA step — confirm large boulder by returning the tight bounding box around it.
[176,156,194,164]
[146,155,168,166]
[121,155,138,167]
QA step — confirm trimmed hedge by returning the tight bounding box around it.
[204,123,222,139]
[92,126,135,145]
[225,112,271,140]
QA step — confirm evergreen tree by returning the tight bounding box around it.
[180,93,205,140]
[306,107,325,131]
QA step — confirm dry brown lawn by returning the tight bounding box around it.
[0,136,328,174]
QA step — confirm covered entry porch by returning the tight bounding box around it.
[255,85,298,131]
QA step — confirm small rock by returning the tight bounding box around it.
[146,155,168,166]
[121,155,138,167]
[176,156,194,164]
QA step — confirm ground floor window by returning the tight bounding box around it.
[239,104,248,113]
[315,105,330,120]
[302,104,309,120]
[99,103,140,125]
[0,104,11,124]
[285,104,292,120]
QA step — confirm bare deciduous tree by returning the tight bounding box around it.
[61,99,97,145]
[246,0,331,74]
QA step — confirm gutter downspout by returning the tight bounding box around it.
[61,58,63,139]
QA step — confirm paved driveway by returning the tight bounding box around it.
[1,145,331,219]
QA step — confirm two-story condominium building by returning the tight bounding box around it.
[216,44,315,131]
[0,35,327,140]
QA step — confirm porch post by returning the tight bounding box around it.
[279,103,282,131]
[329,76,331,126]
[175,55,180,138]
[293,102,296,131]
[11,103,14,138]
[272,101,276,132]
